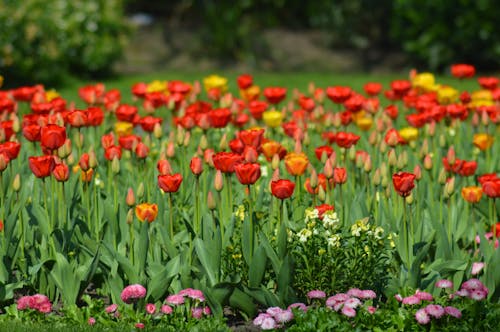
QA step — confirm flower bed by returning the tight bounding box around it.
[0,66,499,330]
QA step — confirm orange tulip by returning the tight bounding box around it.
[284,152,309,176]
[135,203,159,223]
[461,186,483,203]
[473,133,494,150]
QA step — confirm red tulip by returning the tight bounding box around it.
[158,173,183,193]
[212,152,244,173]
[104,145,122,161]
[384,128,406,147]
[66,110,88,128]
[335,132,360,149]
[229,138,245,154]
[40,124,66,151]
[390,80,411,97]
[234,162,261,185]
[135,203,159,223]
[248,100,268,120]
[326,86,352,104]
[392,172,416,197]
[190,156,203,176]
[481,178,500,198]
[22,124,41,142]
[29,155,55,178]
[0,120,14,141]
[118,135,141,150]
[0,141,21,160]
[314,145,333,161]
[237,74,253,90]
[208,108,232,128]
[363,82,382,96]
[157,159,172,175]
[86,107,105,126]
[263,87,287,105]
[139,116,162,133]
[451,64,475,79]
[115,104,138,122]
[333,167,347,185]
[316,203,335,219]
[238,128,265,149]
[478,77,499,90]
[271,179,295,200]
[101,133,115,149]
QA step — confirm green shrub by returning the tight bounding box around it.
[0,0,129,86]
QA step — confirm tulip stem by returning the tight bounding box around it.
[0,173,3,220]
[129,221,134,266]
[195,177,200,235]
[168,193,174,240]
[403,198,410,271]
[248,184,254,257]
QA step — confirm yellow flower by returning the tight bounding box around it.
[437,85,459,104]
[0,75,3,88]
[355,116,373,131]
[234,205,245,222]
[262,110,283,128]
[412,72,437,92]
[203,75,228,93]
[240,85,261,102]
[473,133,494,150]
[135,203,159,223]
[470,90,494,108]
[114,121,134,137]
[146,80,168,93]
[399,127,419,142]
[45,89,60,102]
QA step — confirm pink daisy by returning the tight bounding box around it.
[287,302,308,312]
[415,308,430,324]
[361,290,377,299]
[435,279,453,289]
[307,290,326,299]
[166,294,185,305]
[120,284,147,304]
[471,262,485,276]
[274,309,293,323]
[415,290,433,301]
[425,304,445,318]
[145,303,156,314]
[402,295,421,305]
[161,305,173,315]
[445,306,462,318]
[347,288,364,298]
[105,304,118,314]
[341,305,357,317]
[344,297,362,309]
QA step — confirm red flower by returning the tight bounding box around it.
[344,95,364,112]
[263,87,287,104]
[363,82,382,96]
[321,132,337,144]
[212,152,244,173]
[229,138,245,154]
[40,124,66,151]
[79,153,90,171]
[298,95,315,112]
[131,83,147,99]
[481,178,500,198]
[326,86,352,104]
[139,116,162,132]
[234,162,261,185]
[390,80,411,97]
[392,172,416,197]
[260,140,286,161]
[314,145,333,161]
[384,105,399,119]
[29,155,55,178]
[158,173,183,193]
[384,128,406,146]
[0,98,16,113]
[447,104,468,120]
[78,83,105,105]
[316,203,335,219]
[67,110,88,128]
[0,121,14,141]
[168,80,191,95]
[248,100,268,120]
[238,128,265,149]
[135,142,149,159]
[492,222,500,237]
[208,108,232,128]
[190,156,203,176]
[478,173,498,185]
[335,132,360,148]
[457,160,477,177]
[333,167,347,184]
[0,141,21,160]
[101,133,115,149]
[104,145,122,161]
[118,135,141,150]
[282,121,300,138]
[87,107,105,126]
[115,104,138,122]
[12,86,39,102]
[478,77,499,90]
[271,179,295,200]
[304,173,328,194]
[52,163,69,182]
[451,64,475,79]
[135,203,159,223]
[237,74,253,90]
[22,124,41,142]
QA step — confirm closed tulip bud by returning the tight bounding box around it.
[385,185,391,198]
[419,139,429,158]
[372,168,381,185]
[380,162,388,177]
[423,154,433,170]
[426,121,436,137]
[438,168,447,184]
[271,154,280,170]
[89,150,98,169]
[444,177,455,198]
[324,158,334,179]
[381,175,389,188]
[153,122,163,139]
[190,156,203,176]
[166,141,175,158]
[388,149,397,167]
[137,182,144,200]
[214,170,223,192]
[12,173,21,192]
[79,153,90,171]
[271,168,280,182]
[67,153,75,165]
[294,139,302,154]
[199,135,208,150]
[446,146,455,165]
[12,116,20,133]
[348,146,356,161]
[0,153,9,172]
[310,169,318,189]
[74,131,84,149]
[126,188,135,207]
[303,132,310,147]
[318,185,326,202]
[111,156,120,174]
[126,208,134,225]
[364,155,372,173]
[376,118,385,132]
[379,140,387,153]
[413,165,422,180]
[219,133,228,151]
[368,131,378,146]
[439,134,446,148]
[481,111,489,126]
[176,126,185,146]
[143,134,151,147]
[207,191,216,210]
[244,146,258,163]
[58,139,72,159]
[183,131,191,147]
[405,193,414,205]
[396,156,406,170]
[471,112,480,127]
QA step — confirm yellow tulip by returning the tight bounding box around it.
[262,110,283,128]
[114,121,134,137]
[437,85,459,104]
[355,116,373,131]
[412,72,436,92]
[399,127,419,142]
[146,80,168,93]
[203,74,228,93]
[473,133,494,150]
[470,90,494,108]
[45,89,60,102]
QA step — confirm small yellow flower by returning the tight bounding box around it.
[318,249,326,255]
[45,89,60,102]
[262,110,283,128]
[0,75,4,88]
[304,208,319,222]
[470,90,494,108]
[297,228,312,242]
[355,116,373,131]
[327,234,341,248]
[203,75,228,93]
[146,80,168,93]
[399,127,419,142]
[473,133,494,150]
[437,85,459,104]
[412,72,437,92]
[240,85,260,102]
[234,205,245,222]
[114,122,134,137]
[232,253,242,260]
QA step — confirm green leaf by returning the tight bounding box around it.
[248,246,266,288]
[229,287,256,318]
[194,239,218,286]
[147,255,180,300]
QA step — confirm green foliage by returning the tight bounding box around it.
[391,0,500,70]
[0,0,129,86]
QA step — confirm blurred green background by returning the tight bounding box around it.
[1,0,500,87]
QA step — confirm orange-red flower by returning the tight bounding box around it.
[304,173,328,194]
[135,203,159,223]
[335,132,360,149]
[67,110,88,128]
[481,177,500,198]
[208,108,232,128]
[260,140,286,161]
[238,128,265,149]
[40,124,66,151]
[284,152,309,176]
[248,100,268,120]
[263,87,287,105]
[115,104,138,122]
[473,133,494,150]
[333,167,347,185]
[0,141,21,160]
[314,145,333,161]
[316,203,334,219]
[363,82,382,96]
[212,152,244,173]
[52,163,69,182]
[478,77,499,90]
[158,173,183,193]
[384,128,406,146]
[234,162,261,185]
[104,145,122,161]
[271,179,295,200]
[326,86,352,104]
[237,74,253,90]
[451,64,475,79]
[190,156,203,176]
[139,116,162,133]
[461,186,483,203]
[392,172,416,197]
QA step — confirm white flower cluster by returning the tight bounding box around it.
[295,208,342,247]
